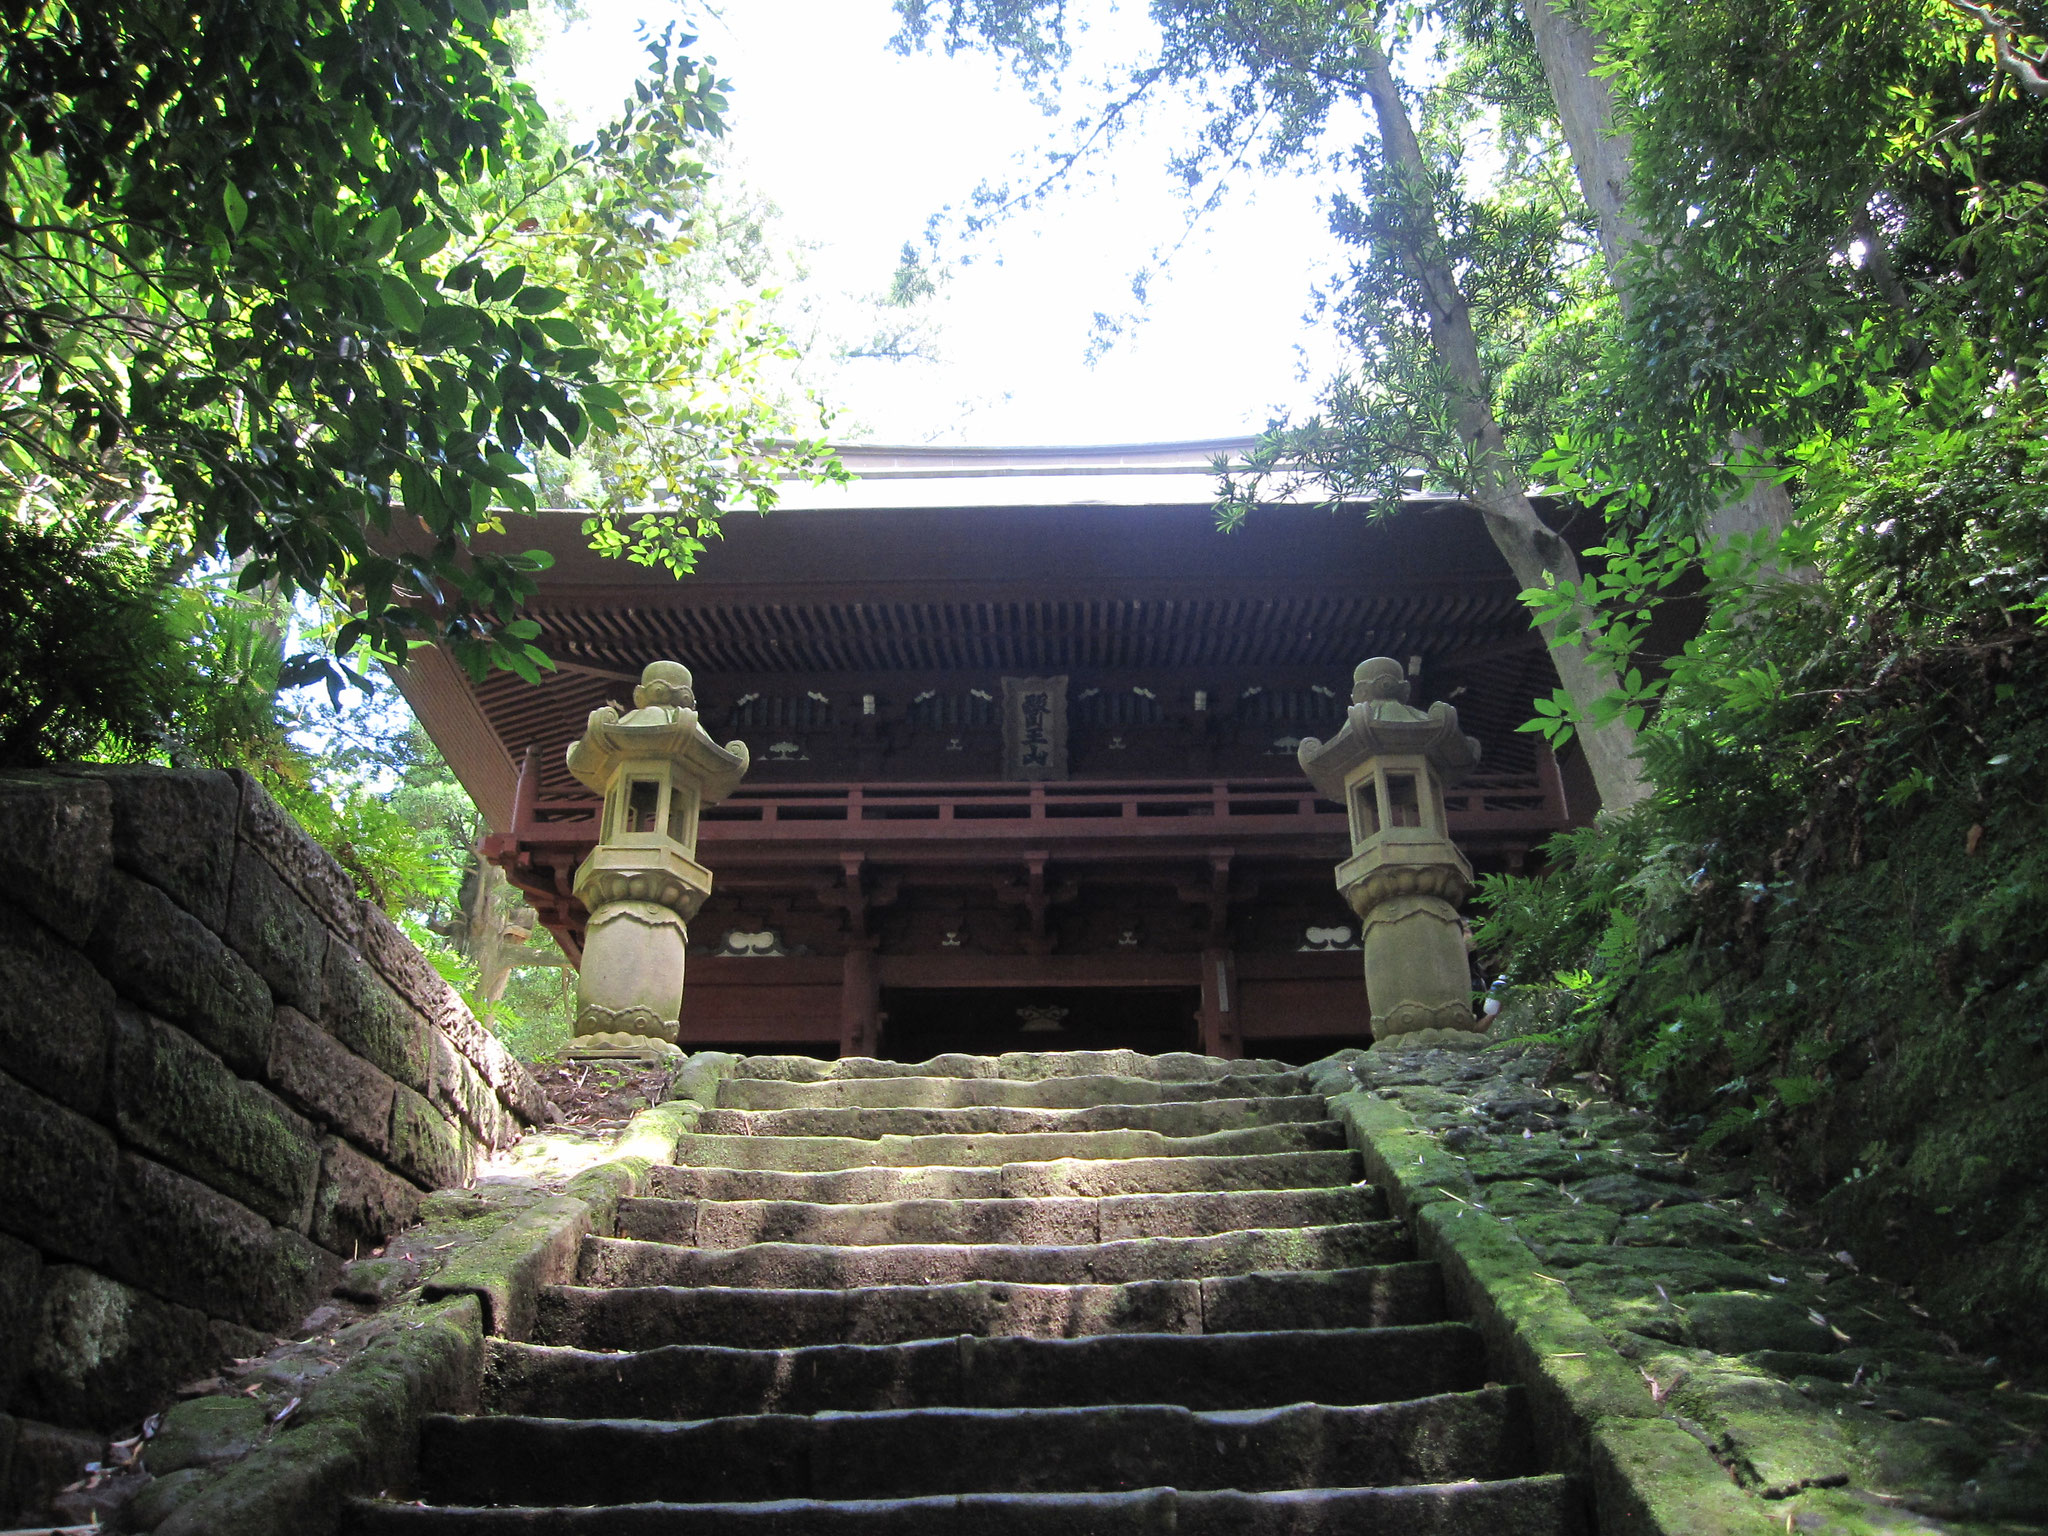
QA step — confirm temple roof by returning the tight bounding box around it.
[391,439,1578,832]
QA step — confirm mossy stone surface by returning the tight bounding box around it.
[0,901,116,1116]
[265,1005,398,1159]
[150,1295,483,1536]
[310,1136,423,1258]
[19,1267,225,1432]
[387,1085,470,1190]
[1683,1292,1836,1356]
[105,1151,336,1331]
[321,943,430,1094]
[0,1234,42,1415]
[0,1063,119,1266]
[66,765,240,935]
[148,1395,270,1474]
[93,869,273,1077]
[0,772,111,944]
[224,840,327,1014]
[109,1007,320,1231]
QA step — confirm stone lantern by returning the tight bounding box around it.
[564,660,749,1053]
[1297,657,1484,1047]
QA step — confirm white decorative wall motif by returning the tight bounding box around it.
[716,928,793,958]
[1300,924,1362,952]
[766,741,807,761]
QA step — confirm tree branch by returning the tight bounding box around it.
[1947,0,2048,96]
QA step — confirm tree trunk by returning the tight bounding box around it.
[459,852,523,1004]
[1520,0,1643,273]
[1360,41,1649,812]
[1520,0,1794,545]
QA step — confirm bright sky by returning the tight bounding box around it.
[534,0,1359,445]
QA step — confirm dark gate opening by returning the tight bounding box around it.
[879,987,1201,1062]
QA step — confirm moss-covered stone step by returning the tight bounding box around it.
[344,1475,1589,1535]
[618,1184,1388,1249]
[536,1263,1444,1351]
[728,1050,1293,1084]
[640,1149,1364,1204]
[414,1389,1532,1507]
[662,1121,1345,1173]
[690,1095,1332,1141]
[716,1070,1308,1112]
[578,1221,1411,1290]
[484,1322,1489,1420]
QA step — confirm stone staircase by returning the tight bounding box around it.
[347,1050,1587,1534]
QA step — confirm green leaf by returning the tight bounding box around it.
[396,222,450,262]
[363,207,401,258]
[513,285,568,315]
[223,184,249,235]
[379,275,426,332]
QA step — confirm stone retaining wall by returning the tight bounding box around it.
[0,764,550,1497]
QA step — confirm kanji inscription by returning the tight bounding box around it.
[1001,674,1069,781]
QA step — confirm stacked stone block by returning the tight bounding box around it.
[0,764,549,1470]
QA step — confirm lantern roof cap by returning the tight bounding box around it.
[565,662,750,802]
[1297,657,1482,799]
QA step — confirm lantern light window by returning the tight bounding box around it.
[1385,773,1423,828]
[626,779,661,834]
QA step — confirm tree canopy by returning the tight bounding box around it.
[0,0,839,744]
[895,2,2048,1324]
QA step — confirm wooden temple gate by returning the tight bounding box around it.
[397,441,1595,1062]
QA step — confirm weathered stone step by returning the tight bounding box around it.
[730,1050,1293,1084]
[416,1389,1532,1507]
[619,1184,1388,1248]
[580,1222,1410,1290]
[536,1264,1444,1351]
[692,1095,1331,1141]
[642,1149,1363,1205]
[485,1323,1489,1420]
[717,1071,1308,1111]
[665,1122,1345,1172]
[346,1475,1588,1535]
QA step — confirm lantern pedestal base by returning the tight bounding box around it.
[1357,892,1480,1045]
[1369,1025,1489,1053]
[574,900,687,1046]
[566,1031,684,1061]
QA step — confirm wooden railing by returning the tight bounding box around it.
[505,762,1568,845]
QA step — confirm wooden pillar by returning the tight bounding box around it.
[839,945,880,1059]
[1198,946,1241,1060]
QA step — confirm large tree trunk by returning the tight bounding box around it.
[1520,0,1794,546]
[1520,0,1643,273]
[1360,42,1649,812]
[449,852,536,1004]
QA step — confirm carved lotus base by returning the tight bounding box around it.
[1342,860,1471,917]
